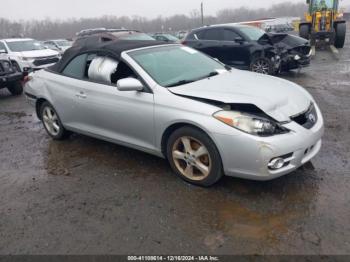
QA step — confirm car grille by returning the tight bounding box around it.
[291,104,318,129]
[33,56,59,66]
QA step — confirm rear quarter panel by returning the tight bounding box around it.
[25,70,78,126]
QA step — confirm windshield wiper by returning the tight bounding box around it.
[196,71,219,81]
[166,71,220,88]
[166,79,196,87]
[225,65,232,71]
[207,71,219,77]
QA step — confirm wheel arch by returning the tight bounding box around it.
[299,22,312,28]
[160,122,218,159]
[333,20,346,26]
[35,98,49,120]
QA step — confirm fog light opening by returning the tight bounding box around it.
[268,158,285,170]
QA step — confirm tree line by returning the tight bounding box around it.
[0,2,307,40]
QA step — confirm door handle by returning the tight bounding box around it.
[76,92,87,99]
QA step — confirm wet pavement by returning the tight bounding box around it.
[0,30,350,255]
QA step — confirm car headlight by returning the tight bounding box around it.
[213,111,289,136]
[19,56,34,62]
[294,55,301,60]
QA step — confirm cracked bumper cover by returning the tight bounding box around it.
[212,104,324,180]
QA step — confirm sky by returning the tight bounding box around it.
[0,0,349,20]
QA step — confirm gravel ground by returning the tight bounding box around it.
[0,29,349,255]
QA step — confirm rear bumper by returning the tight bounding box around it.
[25,92,37,106]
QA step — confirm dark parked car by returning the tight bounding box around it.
[74,28,156,47]
[0,57,23,95]
[183,24,282,75]
[183,24,311,74]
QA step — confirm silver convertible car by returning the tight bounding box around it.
[24,40,324,187]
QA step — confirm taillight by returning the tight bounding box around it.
[181,40,187,45]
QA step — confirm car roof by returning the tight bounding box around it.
[191,23,256,32]
[48,39,69,42]
[76,28,140,37]
[2,38,34,42]
[51,39,168,73]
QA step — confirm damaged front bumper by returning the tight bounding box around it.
[0,71,24,88]
[280,52,311,71]
[212,104,324,181]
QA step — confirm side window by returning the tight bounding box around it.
[186,31,203,40]
[0,42,7,52]
[62,54,87,79]
[203,29,224,41]
[193,30,205,40]
[86,54,137,85]
[223,29,241,41]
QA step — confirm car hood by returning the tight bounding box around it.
[169,70,311,122]
[268,33,308,46]
[14,49,59,58]
[267,33,310,53]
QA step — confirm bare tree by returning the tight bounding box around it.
[0,1,307,40]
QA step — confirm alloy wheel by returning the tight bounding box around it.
[171,136,212,181]
[251,59,270,74]
[42,106,60,136]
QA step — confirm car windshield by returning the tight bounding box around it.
[238,26,266,41]
[311,0,334,11]
[55,40,71,47]
[129,45,227,87]
[6,40,46,52]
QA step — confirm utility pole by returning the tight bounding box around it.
[201,2,204,26]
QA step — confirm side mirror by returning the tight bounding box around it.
[234,37,244,44]
[0,49,7,54]
[117,78,144,92]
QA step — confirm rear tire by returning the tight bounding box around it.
[40,101,69,140]
[7,81,23,96]
[166,126,223,187]
[299,24,310,40]
[334,22,346,49]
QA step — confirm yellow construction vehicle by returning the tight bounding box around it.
[299,0,346,49]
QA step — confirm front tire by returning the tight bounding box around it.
[299,24,310,40]
[166,126,223,187]
[334,22,346,49]
[40,102,69,140]
[7,81,23,96]
[250,57,274,75]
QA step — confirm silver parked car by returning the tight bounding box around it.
[24,40,324,187]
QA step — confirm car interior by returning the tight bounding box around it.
[85,55,137,84]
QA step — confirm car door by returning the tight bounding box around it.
[220,28,252,69]
[50,53,88,128]
[187,28,223,61]
[73,54,156,151]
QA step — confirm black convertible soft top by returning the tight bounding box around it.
[50,40,167,73]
